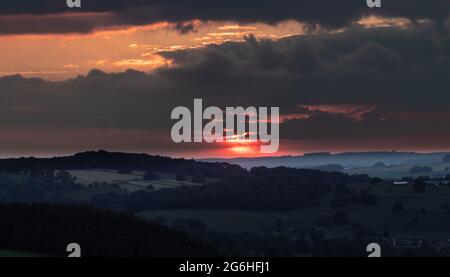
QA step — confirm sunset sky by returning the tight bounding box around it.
[0,1,449,158]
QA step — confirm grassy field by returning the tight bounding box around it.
[139,183,450,240]
[346,162,450,179]
[68,170,217,192]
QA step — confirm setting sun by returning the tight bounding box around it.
[230,146,253,154]
[225,140,262,156]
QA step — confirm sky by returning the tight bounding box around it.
[0,0,449,158]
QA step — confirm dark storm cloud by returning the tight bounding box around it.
[1,0,450,34]
[0,13,118,35]
[173,22,198,35]
[1,23,449,145]
[157,24,450,111]
[281,110,450,141]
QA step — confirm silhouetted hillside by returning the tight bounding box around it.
[0,150,245,179]
[0,203,215,257]
[0,151,371,212]
[95,167,370,212]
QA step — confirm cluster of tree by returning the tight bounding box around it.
[373,162,387,168]
[330,185,378,208]
[443,155,450,163]
[412,178,427,193]
[0,170,85,203]
[92,167,370,212]
[314,164,345,173]
[0,203,215,257]
[410,166,433,174]
[143,170,160,181]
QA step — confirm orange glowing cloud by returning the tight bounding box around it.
[0,20,306,80]
[357,16,411,29]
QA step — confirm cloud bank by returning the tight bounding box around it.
[1,22,449,155]
[0,0,449,34]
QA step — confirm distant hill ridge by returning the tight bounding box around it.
[0,150,244,178]
[201,151,450,169]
